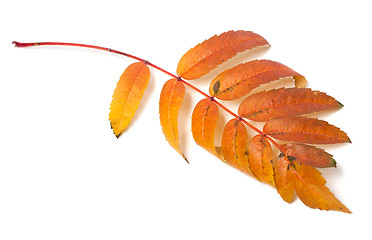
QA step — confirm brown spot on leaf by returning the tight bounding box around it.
[213,80,220,95]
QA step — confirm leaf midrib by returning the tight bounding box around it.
[118,64,144,130]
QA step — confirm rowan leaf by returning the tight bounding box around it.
[274,155,295,203]
[176,30,269,80]
[159,78,188,163]
[281,143,336,168]
[109,62,150,138]
[15,31,352,213]
[263,116,351,144]
[221,118,251,175]
[238,88,342,122]
[191,98,222,158]
[248,135,275,186]
[209,60,307,100]
[293,162,351,213]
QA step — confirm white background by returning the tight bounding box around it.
[1,0,371,239]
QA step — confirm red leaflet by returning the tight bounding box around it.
[221,118,251,175]
[191,98,221,158]
[280,143,336,168]
[209,60,307,100]
[264,116,351,144]
[238,88,342,122]
[274,155,295,203]
[159,79,188,163]
[177,30,269,80]
[248,135,275,186]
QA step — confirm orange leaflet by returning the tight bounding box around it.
[281,143,336,168]
[176,30,269,80]
[191,98,222,158]
[275,156,350,213]
[221,118,251,175]
[274,155,295,203]
[248,135,275,186]
[209,60,307,100]
[109,62,150,138]
[263,116,351,144]
[293,162,351,213]
[238,88,342,122]
[159,78,188,163]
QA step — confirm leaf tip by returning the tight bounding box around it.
[182,153,189,164]
[331,158,337,168]
[110,122,123,138]
[344,208,352,214]
[337,101,344,108]
[337,205,352,214]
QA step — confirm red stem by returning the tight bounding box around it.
[12,41,177,79]
[13,41,281,151]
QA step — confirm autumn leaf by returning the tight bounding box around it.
[293,162,351,213]
[263,116,351,144]
[280,143,336,168]
[159,78,188,163]
[248,135,275,186]
[209,60,307,100]
[176,30,269,80]
[274,155,295,203]
[191,98,222,158]
[109,62,150,138]
[15,30,351,213]
[238,88,342,122]
[221,118,251,175]
[275,156,350,213]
